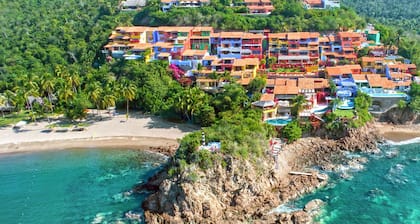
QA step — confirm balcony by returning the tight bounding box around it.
[242,40,261,45]
[299,39,310,44]
[217,46,242,52]
[221,39,241,45]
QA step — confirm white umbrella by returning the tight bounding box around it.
[14,121,27,128]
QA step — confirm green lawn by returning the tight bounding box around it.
[333,109,355,118]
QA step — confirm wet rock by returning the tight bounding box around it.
[304,199,324,215]
[291,210,311,224]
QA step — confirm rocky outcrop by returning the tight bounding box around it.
[379,107,419,124]
[140,125,381,223]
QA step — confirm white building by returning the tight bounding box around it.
[160,0,210,12]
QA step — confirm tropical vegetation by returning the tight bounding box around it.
[135,0,366,32]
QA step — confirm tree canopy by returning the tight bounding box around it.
[134,0,366,32]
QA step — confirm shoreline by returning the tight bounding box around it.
[0,136,180,156]
[0,112,196,156]
[373,121,420,142]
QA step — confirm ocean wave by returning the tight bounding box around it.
[384,137,420,146]
[269,203,301,214]
[385,163,408,185]
[90,212,112,224]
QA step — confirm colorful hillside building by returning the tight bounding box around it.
[268,32,320,71]
[243,0,275,15]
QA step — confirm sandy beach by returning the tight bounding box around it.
[373,121,420,142]
[0,111,197,155]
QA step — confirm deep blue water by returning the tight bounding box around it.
[293,142,420,224]
[0,148,165,224]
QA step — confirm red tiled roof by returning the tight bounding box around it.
[260,93,275,101]
[362,57,384,63]
[274,79,299,95]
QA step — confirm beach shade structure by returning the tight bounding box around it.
[13,121,27,131]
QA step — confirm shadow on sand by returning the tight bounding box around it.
[143,115,198,133]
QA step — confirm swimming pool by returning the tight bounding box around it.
[265,117,293,126]
[360,87,408,98]
[311,105,330,114]
[337,99,355,110]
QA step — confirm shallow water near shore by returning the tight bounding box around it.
[294,143,420,223]
[0,148,165,223]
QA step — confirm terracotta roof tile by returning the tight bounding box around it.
[361,57,384,63]
[274,79,299,95]
[233,58,260,67]
[182,49,208,57]
[260,93,275,101]
[352,74,367,81]
[127,43,153,49]
[366,74,396,89]
[269,33,287,39]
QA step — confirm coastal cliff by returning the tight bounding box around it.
[379,107,420,124]
[139,124,381,223]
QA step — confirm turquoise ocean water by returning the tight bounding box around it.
[292,142,420,224]
[0,148,165,224]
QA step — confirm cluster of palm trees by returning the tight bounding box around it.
[0,65,138,122]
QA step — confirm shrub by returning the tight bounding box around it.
[281,120,302,143]
[196,149,214,170]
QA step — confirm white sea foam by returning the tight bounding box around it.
[269,204,301,214]
[385,137,420,146]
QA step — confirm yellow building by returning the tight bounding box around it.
[124,43,153,62]
[361,57,384,73]
[231,58,260,85]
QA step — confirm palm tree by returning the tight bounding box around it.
[118,78,137,121]
[40,73,56,117]
[86,81,103,115]
[292,94,307,118]
[65,71,81,93]
[174,87,206,122]
[57,82,74,103]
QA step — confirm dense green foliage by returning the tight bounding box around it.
[0,0,134,76]
[135,0,366,32]
[342,1,420,67]
[281,120,302,143]
[408,83,420,113]
[352,91,373,127]
[176,109,275,167]
[342,0,420,35]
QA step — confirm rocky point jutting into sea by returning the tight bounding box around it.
[136,124,382,223]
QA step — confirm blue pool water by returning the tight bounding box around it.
[337,99,355,110]
[290,142,420,223]
[370,93,408,98]
[312,106,330,114]
[0,148,165,223]
[360,87,408,98]
[265,117,292,126]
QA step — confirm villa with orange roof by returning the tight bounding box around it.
[319,32,363,65]
[268,32,320,71]
[243,0,275,15]
[211,32,264,60]
[190,27,213,51]
[361,57,385,73]
[231,58,260,85]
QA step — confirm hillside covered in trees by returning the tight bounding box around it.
[135,0,366,32]
[0,0,133,76]
[342,0,420,35]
